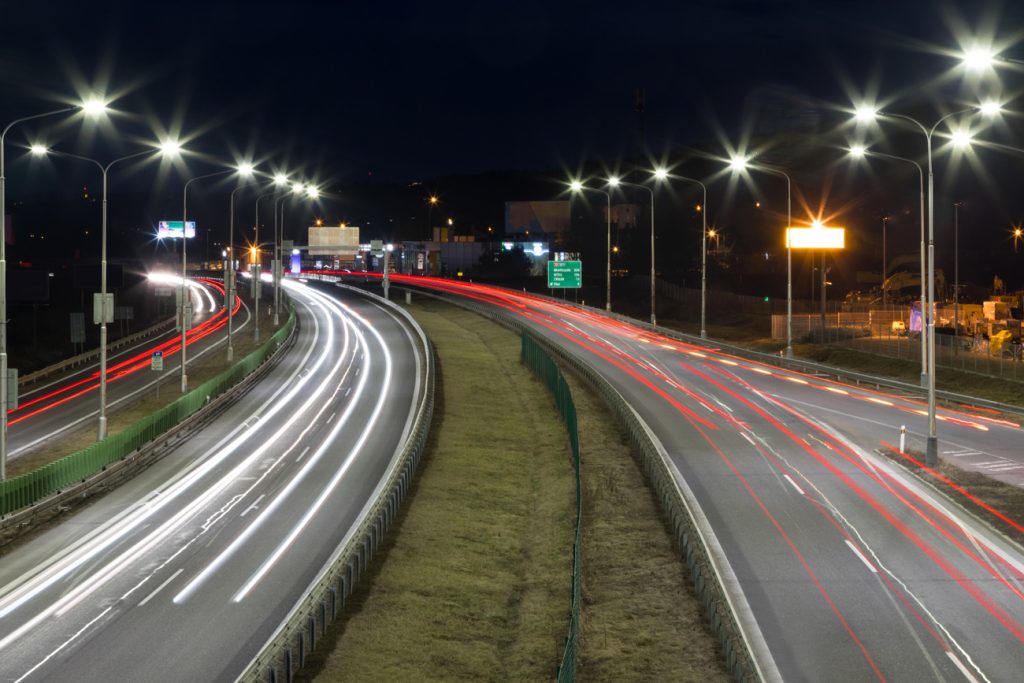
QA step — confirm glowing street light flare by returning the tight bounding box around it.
[236,162,255,176]
[306,185,319,198]
[728,155,748,171]
[951,130,973,149]
[569,180,583,192]
[653,167,669,180]
[962,47,996,71]
[80,97,108,116]
[849,145,867,157]
[159,139,182,156]
[273,173,289,186]
[29,144,48,156]
[979,100,1002,117]
[854,105,878,122]
[291,181,305,194]
[607,175,621,187]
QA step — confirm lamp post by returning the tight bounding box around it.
[254,179,290,341]
[654,168,709,337]
[226,164,256,361]
[727,156,792,357]
[29,143,167,439]
[427,194,439,241]
[953,201,964,352]
[882,216,889,307]
[854,101,999,466]
[608,175,659,325]
[0,98,106,479]
[181,166,239,393]
[569,180,612,311]
[848,146,927,383]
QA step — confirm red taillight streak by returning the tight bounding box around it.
[691,361,1024,643]
[8,283,237,424]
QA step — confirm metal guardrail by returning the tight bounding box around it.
[18,316,177,388]
[521,334,582,682]
[1,304,296,534]
[394,284,775,683]
[235,282,435,683]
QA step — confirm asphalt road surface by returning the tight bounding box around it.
[0,279,425,682]
[380,273,1024,683]
[8,277,249,462]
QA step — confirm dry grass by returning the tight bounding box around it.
[563,370,730,682]
[303,298,575,682]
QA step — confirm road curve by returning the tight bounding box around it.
[381,274,1024,683]
[0,279,426,682]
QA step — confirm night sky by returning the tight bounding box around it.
[3,0,1024,289]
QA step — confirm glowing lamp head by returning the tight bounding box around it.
[979,100,1002,117]
[81,98,108,116]
[1015,227,1023,238]
[237,162,255,177]
[273,173,289,186]
[569,180,583,192]
[291,182,305,194]
[728,155,748,171]
[951,130,973,149]
[963,47,996,72]
[811,219,824,228]
[29,144,48,157]
[854,106,878,123]
[653,167,669,180]
[306,185,319,199]
[849,145,866,158]
[707,229,717,238]
[607,175,621,187]
[428,195,439,205]
[159,139,182,156]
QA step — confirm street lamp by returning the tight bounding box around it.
[274,182,316,324]
[254,176,291,341]
[607,174,662,324]
[652,168,709,337]
[29,141,172,440]
[569,179,612,311]
[182,162,256,394]
[854,100,999,465]
[427,194,439,240]
[227,163,257,361]
[0,97,109,479]
[847,145,927,384]
[727,155,793,357]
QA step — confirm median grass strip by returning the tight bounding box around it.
[560,368,730,682]
[303,298,575,681]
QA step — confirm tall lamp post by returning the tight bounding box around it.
[226,164,257,361]
[854,100,999,465]
[274,182,318,325]
[608,175,660,325]
[29,143,169,439]
[427,194,439,240]
[569,180,612,311]
[0,98,106,479]
[727,157,792,357]
[848,146,927,383]
[181,165,244,393]
[953,201,964,352]
[653,168,709,337]
[254,180,290,341]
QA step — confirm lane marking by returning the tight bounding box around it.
[783,474,806,496]
[946,651,980,683]
[138,569,184,607]
[844,539,877,573]
[344,387,352,397]
[296,446,311,463]
[240,494,266,517]
[326,411,336,425]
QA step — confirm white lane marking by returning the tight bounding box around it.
[240,494,266,517]
[138,569,184,607]
[13,606,113,683]
[344,387,352,397]
[296,446,311,463]
[741,432,756,446]
[947,650,981,683]
[844,539,877,573]
[326,411,336,425]
[783,474,805,496]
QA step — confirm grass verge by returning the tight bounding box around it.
[562,369,730,682]
[303,298,575,681]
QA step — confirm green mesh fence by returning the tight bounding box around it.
[521,333,581,682]
[0,307,296,517]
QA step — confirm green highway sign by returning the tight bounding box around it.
[547,260,582,289]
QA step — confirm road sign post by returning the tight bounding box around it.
[546,260,582,289]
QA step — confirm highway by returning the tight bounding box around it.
[8,276,248,462]
[377,274,1024,683]
[0,279,426,682]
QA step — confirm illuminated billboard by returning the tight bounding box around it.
[158,221,197,239]
[786,226,845,249]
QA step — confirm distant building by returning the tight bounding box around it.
[504,201,570,236]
